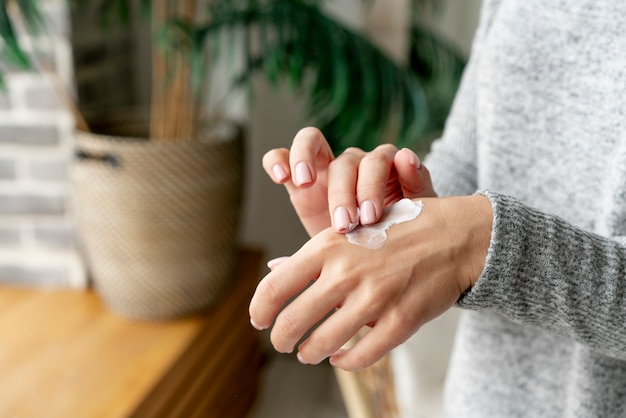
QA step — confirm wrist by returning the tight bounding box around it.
[464,195,493,288]
[435,195,493,293]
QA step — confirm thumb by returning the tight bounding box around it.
[394,148,437,198]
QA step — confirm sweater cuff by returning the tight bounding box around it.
[457,190,529,311]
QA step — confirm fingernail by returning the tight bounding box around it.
[360,200,376,225]
[329,348,347,367]
[267,256,289,270]
[297,352,308,365]
[333,206,351,232]
[250,318,265,331]
[295,162,312,186]
[272,164,288,182]
[402,148,421,169]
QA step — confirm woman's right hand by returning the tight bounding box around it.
[262,127,437,237]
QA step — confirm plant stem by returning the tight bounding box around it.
[150,0,197,141]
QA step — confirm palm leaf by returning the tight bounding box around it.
[14,0,44,33]
[0,0,33,71]
[1,0,465,150]
[0,0,48,90]
[186,0,430,153]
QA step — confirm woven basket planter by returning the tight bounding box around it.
[72,112,244,319]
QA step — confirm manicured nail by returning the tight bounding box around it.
[297,352,308,365]
[250,318,265,331]
[267,256,289,270]
[329,348,347,367]
[272,164,288,182]
[334,207,360,233]
[295,162,312,186]
[360,200,376,225]
[333,206,351,232]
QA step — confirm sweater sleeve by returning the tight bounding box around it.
[423,53,479,197]
[459,190,626,361]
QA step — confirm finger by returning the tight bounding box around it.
[356,144,398,225]
[289,127,334,187]
[329,313,413,371]
[327,148,366,232]
[270,278,344,354]
[296,303,373,365]
[262,148,291,184]
[249,238,324,331]
[261,148,308,204]
[267,256,290,270]
[394,148,437,198]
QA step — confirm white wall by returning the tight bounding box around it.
[0,0,85,288]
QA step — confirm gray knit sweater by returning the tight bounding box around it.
[422,0,626,416]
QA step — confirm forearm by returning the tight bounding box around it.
[460,191,626,360]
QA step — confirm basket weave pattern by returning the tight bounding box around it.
[73,125,244,319]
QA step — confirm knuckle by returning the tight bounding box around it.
[343,146,365,156]
[320,228,346,248]
[295,126,323,139]
[362,144,397,166]
[315,335,336,357]
[333,149,362,165]
[256,278,279,305]
[328,188,356,203]
[328,275,357,296]
[388,308,416,336]
[273,310,301,343]
[359,153,380,165]
[373,143,398,156]
[360,155,392,174]
[356,296,383,321]
[358,182,383,195]
[305,333,335,359]
[347,352,374,371]
[326,264,359,290]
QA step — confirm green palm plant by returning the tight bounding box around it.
[1,0,465,152]
[0,0,43,87]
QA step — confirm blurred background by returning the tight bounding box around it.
[0,0,481,417]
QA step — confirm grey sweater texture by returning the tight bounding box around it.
[423,0,626,416]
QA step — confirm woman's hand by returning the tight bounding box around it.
[262,127,436,237]
[249,195,493,371]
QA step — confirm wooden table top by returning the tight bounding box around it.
[0,248,264,418]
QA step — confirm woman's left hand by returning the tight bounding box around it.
[249,195,493,371]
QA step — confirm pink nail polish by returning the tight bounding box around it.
[272,164,288,182]
[334,206,351,232]
[250,318,265,330]
[361,200,376,224]
[347,207,361,232]
[295,162,313,186]
[329,348,347,367]
[297,352,308,365]
[267,256,289,270]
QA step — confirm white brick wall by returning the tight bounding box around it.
[0,0,85,288]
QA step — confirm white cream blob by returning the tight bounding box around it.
[346,198,424,249]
